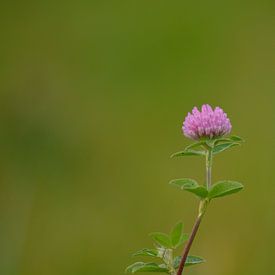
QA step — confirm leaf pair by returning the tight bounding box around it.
[169,178,244,199]
[150,222,188,249]
[171,135,244,158]
[126,221,205,274]
[126,256,205,273]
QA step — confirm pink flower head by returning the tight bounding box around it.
[182,104,232,140]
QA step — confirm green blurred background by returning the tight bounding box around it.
[0,1,274,275]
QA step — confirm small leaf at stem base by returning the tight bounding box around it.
[173,255,205,268]
[133,248,158,258]
[125,262,169,273]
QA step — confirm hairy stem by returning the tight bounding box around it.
[176,149,212,275]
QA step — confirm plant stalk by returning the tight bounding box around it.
[176,214,203,275]
[176,149,212,275]
[206,149,212,189]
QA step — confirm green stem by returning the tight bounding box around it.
[176,148,212,275]
[206,149,212,189]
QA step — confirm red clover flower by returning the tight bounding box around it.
[126,104,244,275]
[183,104,232,140]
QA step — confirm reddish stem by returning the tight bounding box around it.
[176,215,202,275]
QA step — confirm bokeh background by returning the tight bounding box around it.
[0,1,274,275]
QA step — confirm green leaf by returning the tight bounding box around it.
[150,232,172,248]
[185,141,206,150]
[212,135,244,154]
[229,135,244,142]
[208,180,244,199]
[176,233,189,248]
[170,222,183,248]
[214,135,244,146]
[212,142,239,154]
[173,255,205,268]
[170,149,205,158]
[133,248,158,258]
[126,262,169,273]
[214,138,231,145]
[169,178,208,198]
